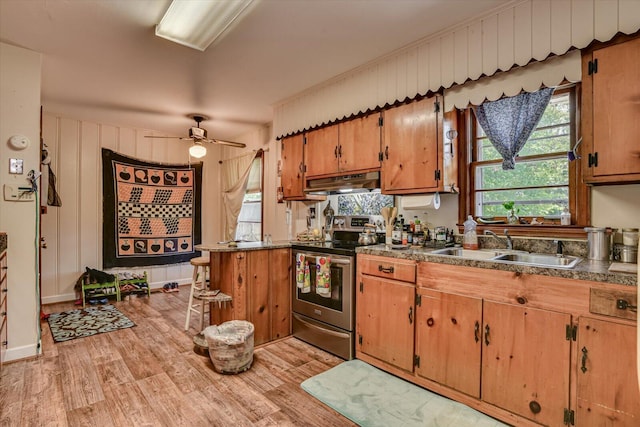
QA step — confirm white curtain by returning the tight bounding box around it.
[221,150,259,241]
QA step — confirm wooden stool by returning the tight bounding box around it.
[185,256,232,331]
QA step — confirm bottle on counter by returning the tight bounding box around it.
[392,218,402,245]
[414,216,421,233]
[463,215,478,249]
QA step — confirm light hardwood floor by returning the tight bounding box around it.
[0,287,356,426]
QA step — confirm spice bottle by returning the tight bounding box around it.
[463,216,478,249]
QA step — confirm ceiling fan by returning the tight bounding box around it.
[145,114,246,158]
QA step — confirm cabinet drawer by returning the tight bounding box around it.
[590,287,637,321]
[358,254,416,283]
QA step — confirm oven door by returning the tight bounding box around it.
[291,250,354,331]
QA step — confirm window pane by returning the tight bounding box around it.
[476,187,569,218]
[476,158,568,190]
[472,90,573,219]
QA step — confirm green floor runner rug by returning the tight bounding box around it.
[301,359,509,427]
[47,305,135,343]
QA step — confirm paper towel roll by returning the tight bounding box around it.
[401,193,440,210]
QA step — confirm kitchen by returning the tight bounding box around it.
[2,0,640,426]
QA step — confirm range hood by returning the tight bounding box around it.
[304,172,380,194]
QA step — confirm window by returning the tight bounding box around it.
[235,155,262,241]
[469,87,580,223]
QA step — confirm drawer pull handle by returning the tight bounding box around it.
[378,265,394,274]
[581,347,588,373]
[474,321,480,342]
[408,307,413,324]
[617,299,637,312]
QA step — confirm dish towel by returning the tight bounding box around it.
[302,261,311,293]
[316,256,331,298]
[296,253,306,288]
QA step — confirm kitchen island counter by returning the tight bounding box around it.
[195,240,291,253]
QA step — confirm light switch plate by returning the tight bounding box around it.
[9,158,23,174]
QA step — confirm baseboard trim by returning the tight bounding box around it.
[4,342,40,363]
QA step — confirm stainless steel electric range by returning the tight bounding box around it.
[291,215,382,360]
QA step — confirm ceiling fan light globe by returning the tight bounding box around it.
[189,144,207,158]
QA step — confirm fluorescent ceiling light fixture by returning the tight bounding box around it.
[189,143,207,158]
[156,0,256,51]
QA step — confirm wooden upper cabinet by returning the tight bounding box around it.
[304,113,381,179]
[576,317,640,426]
[582,35,640,183]
[381,95,443,194]
[304,125,339,178]
[281,134,305,199]
[337,113,381,173]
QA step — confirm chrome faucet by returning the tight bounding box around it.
[484,229,513,250]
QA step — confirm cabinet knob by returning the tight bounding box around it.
[426,317,434,327]
[529,401,541,414]
[516,296,527,305]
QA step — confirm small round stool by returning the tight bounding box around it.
[184,256,211,331]
[203,320,254,374]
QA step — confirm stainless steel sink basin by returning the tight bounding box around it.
[430,248,511,261]
[492,253,581,269]
[430,247,582,269]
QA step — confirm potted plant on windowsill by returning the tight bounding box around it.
[503,201,520,224]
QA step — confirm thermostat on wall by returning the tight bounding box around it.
[8,134,30,150]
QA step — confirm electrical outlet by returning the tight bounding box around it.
[3,184,35,202]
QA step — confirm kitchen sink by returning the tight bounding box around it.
[430,247,582,269]
[492,253,581,269]
[430,248,513,261]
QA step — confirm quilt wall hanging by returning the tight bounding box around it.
[102,148,202,268]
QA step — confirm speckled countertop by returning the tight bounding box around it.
[195,241,291,253]
[196,237,637,286]
[357,244,637,287]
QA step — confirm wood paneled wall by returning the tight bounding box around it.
[40,113,224,303]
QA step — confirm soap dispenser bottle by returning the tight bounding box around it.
[463,216,478,249]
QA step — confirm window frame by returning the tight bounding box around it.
[458,84,589,238]
[234,152,264,242]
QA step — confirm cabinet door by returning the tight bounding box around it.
[281,134,305,199]
[338,113,381,173]
[269,248,291,341]
[381,96,442,194]
[247,250,270,345]
[576,317,640,426]
[356,274,415,372]
[304,125,339,178]
[482,301,570,426]
[415,289,482,398]
[586,37,640,181]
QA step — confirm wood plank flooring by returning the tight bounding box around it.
[0,287,355,426]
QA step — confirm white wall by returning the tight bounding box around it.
[0,42,41,361]
[591,185,640,230]
[39,114,226,303]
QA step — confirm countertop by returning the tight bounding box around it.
[357,244,638,287]
[195,239,636,286]
[195,240,291,252]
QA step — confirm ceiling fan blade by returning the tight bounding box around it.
[144,135,184,139]
[210,138,247,148]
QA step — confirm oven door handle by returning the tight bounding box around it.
[294,314,351,338]
[299,255,351,265]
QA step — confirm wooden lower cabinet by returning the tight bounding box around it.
[356,259,639,427]
[576,317,640,426]
[415,288,482,398]
[482,301,571,426]
[356,274,415,372]
[212,248,291,346]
